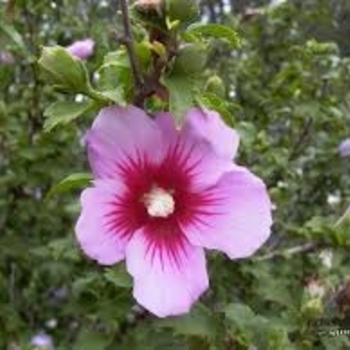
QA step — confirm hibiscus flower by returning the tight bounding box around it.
[75,105,272,317]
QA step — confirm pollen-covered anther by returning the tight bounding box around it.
[144,186,175,218]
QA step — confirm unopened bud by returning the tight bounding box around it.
[319,249,333,269]
[166,0,199,24]
[38,46,90,93]
[134,0,163,14]
[66,38,95,60]
[205,75,226,97]
[172,43,207,76]
[302,298,323,318]
[306,279,326,299]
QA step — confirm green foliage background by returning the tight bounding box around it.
[1,0,350,349]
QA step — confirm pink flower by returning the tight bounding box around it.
[0,51,15,65]
[338,138,350,158]
[75,106,272,317]
[30,333,54,350]
[135,0,162,10]
[66,38,95,60]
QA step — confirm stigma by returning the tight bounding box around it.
[144,186,175,218]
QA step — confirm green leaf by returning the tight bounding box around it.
[73,330,112,350]
[97,51,133,103]
[48,236,80,261]
[224,303,256,326]
[71,273,101,298]
[155,304,217,339]
[163,74,195,125]
[45,173,92,200]
[98,89,125,105]
[196,93,235,127]
[186,23,240,48]
[104,263,132,289]
[43,100,93,131]
[224,303,280,347]
[0,22,26,52]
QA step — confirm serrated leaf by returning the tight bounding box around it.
[104,263,132,289]
[224,303,271,346]
[186,23,240,48]
[98,89,125,105]
[163,74,195,125]
[43,100,92,131]
[97,51,133,103]
[257,278,293,307]
[45,173,92,200]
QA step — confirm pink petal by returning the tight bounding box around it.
[179,166,272,259]
[183,108,239,159]
[86,105,163,179]
[155,112,233,191]
[66,38,95,60]
[154,112,178,139]
[125,225,209,317]
[75,180,131,265]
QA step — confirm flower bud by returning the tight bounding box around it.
[205,75,226,97]
[166,0,199,24]
[66,38,95,60]
[306,279,326,299]
[134,0,163,13]
[38,46,90,93]
[301,298,323,319]
[319,249,333,269]
[30,333,54,350]
[172,43,207,76]
[0,51,15,65]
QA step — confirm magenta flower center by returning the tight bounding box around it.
[143,185,175,218]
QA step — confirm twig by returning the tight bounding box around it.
[8,262,16,306]
[288,117,313,161]
[266,117,313,187]
[119,0,144,93]
[254,241,319,261]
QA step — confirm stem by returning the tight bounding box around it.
[254,242,319,261]
[334,203,350,228]
[120,0,144,94]
[288,117,313,161]
[85,85,111,105]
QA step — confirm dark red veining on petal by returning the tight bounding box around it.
[143,218,189,269]
[104,137,225,268]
